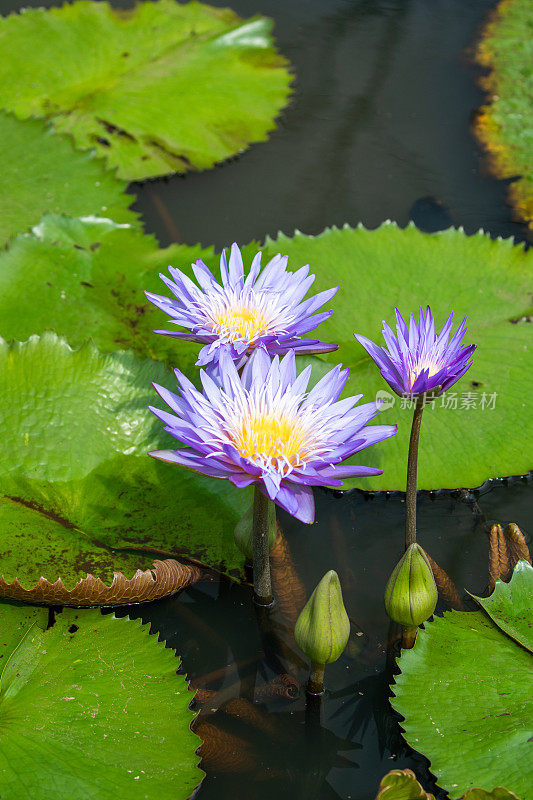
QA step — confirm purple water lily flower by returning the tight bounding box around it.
[149,349,397,524]
[354,306,476,398]
[145,243,338,367]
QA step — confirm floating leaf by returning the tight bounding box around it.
[474,0,533,226]
[250,224,533,490]
[391,603,533,798]
[0,499,201,603]
[375,769,433,800]
[0,111,136,245]
[0,0,292,180]
[0,214,210,369]
[470,560,533,653]
[0,334,247,587]
[0,603,203,799]
[3,220,531,491]
[375,769,521,800]
[463,792,523,800]
[0,603,47,657]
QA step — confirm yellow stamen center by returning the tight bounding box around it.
[213,305,269,343]
[233,413,308,465]
[409,357,441,388]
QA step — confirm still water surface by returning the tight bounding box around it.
[130,0,531,793]
[118,477,531,800]
[131,0,530,248]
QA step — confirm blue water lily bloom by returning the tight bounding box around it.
[149,349,397,524]
[354,306,476,398]
[146,243,338,366]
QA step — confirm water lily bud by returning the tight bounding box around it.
[295,570,350,665]
[234,501,277,561]
[384,543,437,627]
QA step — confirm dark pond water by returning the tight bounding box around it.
[128,0,532,791]
[4,0,531,796]
[132,0,530,248]
[116,476,532,800]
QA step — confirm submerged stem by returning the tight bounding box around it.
[252,486,274,606]
[401,625,418,649]
[405,399,424,550]
[307,661,325,695]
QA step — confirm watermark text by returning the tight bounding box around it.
[376,390,498,411]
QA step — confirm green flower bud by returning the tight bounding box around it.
[295,570,350,665]
[234,501,277,561]
[384,544,438,627]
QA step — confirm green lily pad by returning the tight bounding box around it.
[463,793,523,800]
[0,214,210,370]
[375,769,433,800]
[462,792,523,800]
[470,560,533,653]
[0,0,292,181]
[0,603,202,799]
[3,220,531,491]
[0,492,201,605]
[0,333,247,587]
[474,0,533,226]
[0,603,47,659]
[391,606,533,799]
[0,111,136,246]
[375,769,522,800]
[249,223,533,490]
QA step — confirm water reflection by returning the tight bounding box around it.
[127,0,528,249]
[118,475,530,800]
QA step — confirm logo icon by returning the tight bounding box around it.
[375,390,395,410]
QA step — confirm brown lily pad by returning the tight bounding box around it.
[0,557,201,606]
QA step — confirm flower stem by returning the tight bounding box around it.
[307,661,325,695]
[252,486,274,606]
[401,625,418,649]
[405,399,424,550]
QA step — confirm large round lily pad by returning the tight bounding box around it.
[247,223,533,490]
[0,111,137,246]
[0,214,209,370]
[391,563,533,799]
[0,494,200,604]
[0,0,292,180]
[2,220,531,492]
[0,603,203,799]
[0,333,247,587]
[474,0,533,226]
[0,602,45,658]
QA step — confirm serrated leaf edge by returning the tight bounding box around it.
[0,558,201,606]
